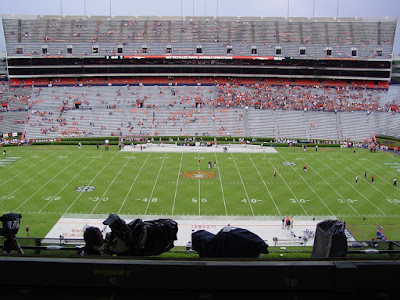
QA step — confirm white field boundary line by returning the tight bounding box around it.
[313,155,387,216]
[14,152,87,211]
[117,153,151,214]
[144,153,167,215]
[292,152,359,216]
[0,151,59,189]
[171,152,184,215]
[337,153,400,209]
[230,153,254,216]
[38,156,100,213]
[215,152,228,216]
[90,156,134,214]
[247,153,281,216]
[64,151,121,214]
[1,151,73,207]
[262,153,308,215]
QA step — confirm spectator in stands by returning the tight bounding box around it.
[77,227,104,256]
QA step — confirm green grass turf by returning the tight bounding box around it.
[1,145,400,240]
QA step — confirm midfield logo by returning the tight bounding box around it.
[182,170,216,179]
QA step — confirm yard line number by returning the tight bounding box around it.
[192,198,207,203]
[136,198,158,203]
[337,198,358,204]
[386,198,400,204]
[290,198,311,204]
[242,199,262,203]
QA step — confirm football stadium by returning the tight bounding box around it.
[1,0,400,298]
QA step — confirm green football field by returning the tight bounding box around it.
[1,145,400,239]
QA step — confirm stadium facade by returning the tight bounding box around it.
[0,15,399,141]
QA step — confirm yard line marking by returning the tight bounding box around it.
[214,153,228,216]
[144,153,167,215]
[171,152,184,215]
[247,153,280,215]
[262,153,308,215]
[64,151,120,214]
[338,153,400,208]
[90,156,133,214]
[230,153,254,216]
[293,153,360,216]
[313,155,387,216]
[117,153,151,214]
[38,155,99,213]
[14,152,87,211]
[0,151,59,188]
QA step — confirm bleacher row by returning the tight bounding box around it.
[8,77,390,89]
[1,84,399,140]
[2,15,396,59]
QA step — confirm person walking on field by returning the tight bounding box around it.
[356,176,359,184]
[394,179,397,187]
[371,174,375,183]
[274,170,277,178]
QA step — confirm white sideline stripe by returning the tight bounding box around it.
[215,152,228,216]
[314,155,387,216]
[231,153,254,216]
[263,153,308,216]
[14,152,87,211]
[117,153,151,214]
[283,153,336,216]
[144,153,167,215]
[38,155,99,213]
[301,155,360,216]
[64,151,120,214]
[247,153,281,215]
[91,156,134,214]
[171,152,184,215]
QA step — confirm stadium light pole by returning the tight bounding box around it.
[60,0,63,16]
[205,0,206,16]
[313,0,315,18]
[216,0,219,17]
[110,0,112,17]
[84,0,87,17]
[287,0,290,18]
[181,0,183,17]
[336,0,340,18]
[193,0,195,16]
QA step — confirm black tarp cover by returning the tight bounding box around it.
[311,220,347,258]
[192,226,269,258]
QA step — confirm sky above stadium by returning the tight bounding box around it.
[0,0,399,54]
